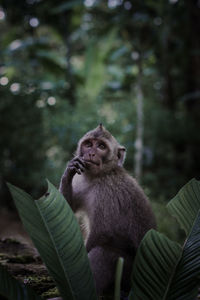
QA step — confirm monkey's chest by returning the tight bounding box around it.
[72,174,94,208]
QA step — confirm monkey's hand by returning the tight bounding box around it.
[62,156,86,183]
[68,156,86,176]
[59,157,86,203]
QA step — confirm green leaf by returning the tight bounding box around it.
[51,1,83,14]
[167,178,200,236]
[129,179,200,300]
[0,263,41,300]
[167,178,200,299]
[114,257,124,300]
[83,30,117,100]
[7,181,97,300]
[129,230,182,300]
[166,211,200,299]
[36,50,67,70]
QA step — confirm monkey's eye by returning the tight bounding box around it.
[84,140,92,148]
[98,143,106,150]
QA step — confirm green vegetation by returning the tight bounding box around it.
[0,263,42,300]
[0,0,200,283]
[131,178,200,299]
[0,178,199,299]
[41,287,59,299]
[8,181,97,300]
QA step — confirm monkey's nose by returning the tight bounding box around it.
[89,153,95,158]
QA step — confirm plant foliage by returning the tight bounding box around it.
[2,179,200,300]
[7,181,97,300]
[0,264,41,300]
[129,178,200,300]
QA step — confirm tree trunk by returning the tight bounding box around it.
[60,12,76,107]
[134,60,144,182]
[185,0,200,112]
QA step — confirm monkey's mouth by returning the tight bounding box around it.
[84,160,100,166]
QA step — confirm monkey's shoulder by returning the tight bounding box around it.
[106,168,151,205]
[104,167,141,189]
[71,167,149,207]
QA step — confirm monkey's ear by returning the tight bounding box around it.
[117,146,126,166]
[98,123,103,131]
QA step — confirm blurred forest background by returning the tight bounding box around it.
[0,0,200,242]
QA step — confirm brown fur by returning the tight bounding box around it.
[59,125,156,295]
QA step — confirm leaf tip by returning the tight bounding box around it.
[45,178,57,193]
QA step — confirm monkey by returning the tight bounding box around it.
[59,124,156,295]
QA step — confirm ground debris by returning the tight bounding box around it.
[0,238,60,299]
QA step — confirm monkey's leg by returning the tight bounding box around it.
[88,246,116,294]
[88,246,133,295]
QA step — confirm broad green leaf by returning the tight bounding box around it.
[166,211,200,299]
[129,179,200,300]
[166,178,200,299]
[0,263,41,300]
[8,181,97,300]
[129,230,182,300]
[167,178,200,236]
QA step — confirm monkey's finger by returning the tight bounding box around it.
[67,167,77,176]
[76,169,82,175]
[74,162,85,172]
[68,165,82,175]
[78,167,85,173]
[76,166,85,174]
[74,157,86,167]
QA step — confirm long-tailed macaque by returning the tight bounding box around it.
[59,124,156,295]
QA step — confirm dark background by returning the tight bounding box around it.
[0,0,200,241]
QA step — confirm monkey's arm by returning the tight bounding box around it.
[59,157,86,208]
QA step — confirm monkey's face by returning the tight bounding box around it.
[80,138,109,173]
[79,139,125,176]
[76,125,126,175]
